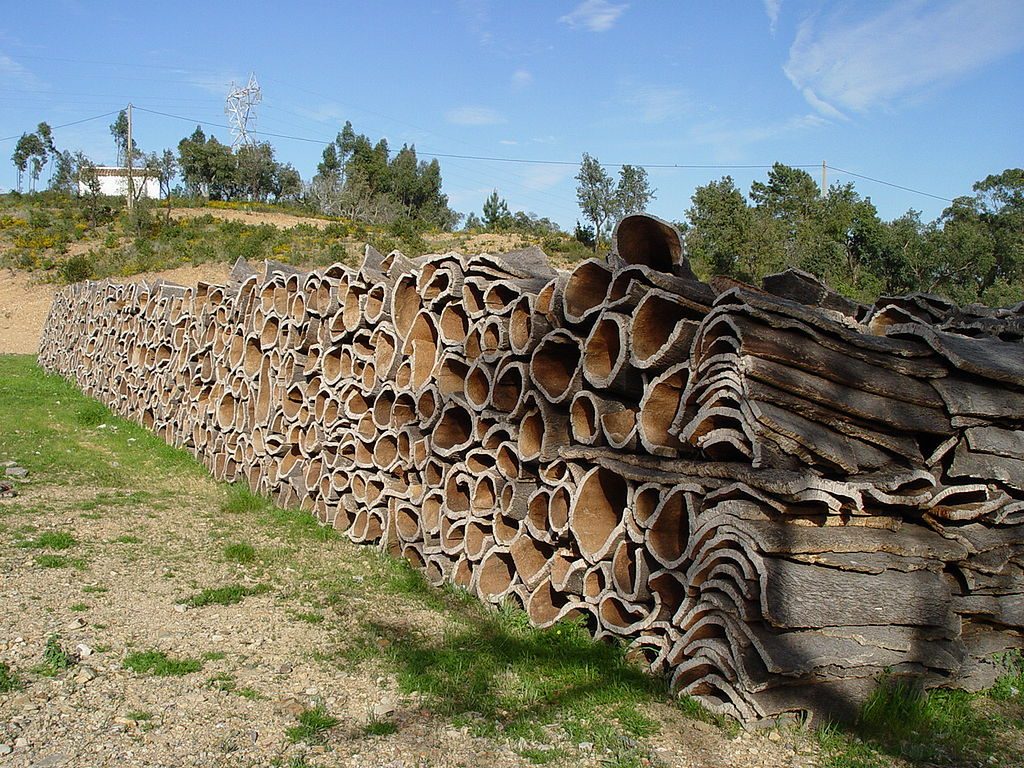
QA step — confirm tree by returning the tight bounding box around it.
[616,164,655,215]
[574,221,596,249]
[74,152,102,225]
[177,127,235,200]
[273,163,302,202]
[236,142,278,201]
[36,122,56,184]
[463,212,483,230]
[50,150,76,194]
[686,176,754,278]
[110,110,136,167]
[13,132,46,193]
[972,168,1024,294]
[317,143,341,179]
[308,121,457,228]
[12,134,32,193]
[482,190,511,229]
[575,153,617,252]
[152,149,178,221]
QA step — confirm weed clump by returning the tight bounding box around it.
[287,705,339,744]
[185,583,270,608]
[123,650,202,677]
[223,542,257,564]
[38,635,75,676]
[0,662,22,692]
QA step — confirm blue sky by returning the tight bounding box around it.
[2,1,1022,229]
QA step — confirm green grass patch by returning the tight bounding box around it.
[291,611,324,624]
[223,541,257,564]
[360,593,668,756]
[125,709,154,721]
[35,553,86,569]
[18,530,77,549]
[123,649,202,677]
[0,357,204,488]
[114,534,142,544]
[202,651,227,661]
[70,602,88,612]
[363,717,397,737]
[81,584,108,594]
[817,670,1024,768]
[287,705,340,744]
[0,661,22,692]
[222,484,339,544]
[221,484,268,515]
[185,583,270,608]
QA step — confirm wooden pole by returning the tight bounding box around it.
[126,103,134,211]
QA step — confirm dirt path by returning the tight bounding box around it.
[0,265,231,356]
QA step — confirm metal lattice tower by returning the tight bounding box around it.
[225,73,262,149]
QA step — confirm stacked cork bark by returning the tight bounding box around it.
[38,214,1024,724]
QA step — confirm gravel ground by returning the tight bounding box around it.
[0,470,821,768]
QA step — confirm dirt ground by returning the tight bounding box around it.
[0,444,820,768]
[169,206,335,230]
[0,265,231,356]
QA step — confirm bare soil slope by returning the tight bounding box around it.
[0,265,232,356]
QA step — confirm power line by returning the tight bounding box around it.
[45,106,955,207]
[826,165,954,203]
[133,106,820,171]
[0,109,122,143]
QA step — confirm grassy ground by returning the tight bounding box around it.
[0,193,593,283]
[2,354,1022,767]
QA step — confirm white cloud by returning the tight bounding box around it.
[511,69,532,89]
[763,0,781,34]
[446,106,506,126]
[559,0,629,32]
[0,52,43,90]
[785,0,1024,118]
[622,83,690,123]
[499,139,519,145]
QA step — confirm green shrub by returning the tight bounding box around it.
[58,254,93,283]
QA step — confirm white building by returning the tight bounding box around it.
[79,166,161,199]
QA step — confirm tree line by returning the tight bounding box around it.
[682,163,1023,306]
[8,112,1022,305]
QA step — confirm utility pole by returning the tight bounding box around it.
[821,160,827,198]
[126,103,134,211]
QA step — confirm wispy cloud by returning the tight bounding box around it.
[689,113,826,161]
[559,0,629,32]
[621,83,691,124]
[458,0,493,45]
[446,106,506,126]
[785,0,1024,118]
[763,0,781,34]
[0,52,43,90]
[511,69,532,90]
[188,72,242,97]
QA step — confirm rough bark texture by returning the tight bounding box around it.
[38,216,1024,725]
